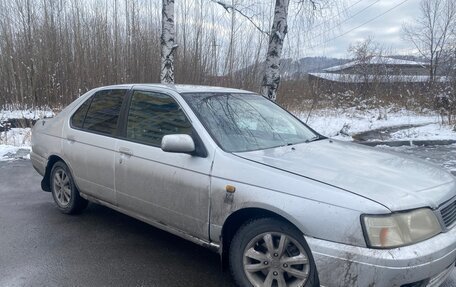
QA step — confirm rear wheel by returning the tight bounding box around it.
[229,218,319,287]
[50,161,88,214]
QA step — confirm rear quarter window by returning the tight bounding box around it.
[71,99,91,129]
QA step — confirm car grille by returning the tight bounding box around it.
[440,199,456,228]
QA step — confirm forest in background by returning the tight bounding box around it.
[0,0,455,119]
[0,0,310,108]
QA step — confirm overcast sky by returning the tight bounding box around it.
[298,0,421,58]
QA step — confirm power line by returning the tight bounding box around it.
[309,0,365,30]
[307,0,381,43]
[308,0,411,50]
[291,0,370,59]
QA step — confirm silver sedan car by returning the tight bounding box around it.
[31,84,456,287]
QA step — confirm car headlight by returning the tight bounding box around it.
[362,208,442,248]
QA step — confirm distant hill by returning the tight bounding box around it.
[234,55,428,81]
[234,57,350,81]
[280,57,349,79]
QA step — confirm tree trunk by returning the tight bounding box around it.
[260,0,290,101]
[160,0,176,84]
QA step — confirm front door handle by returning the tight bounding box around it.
[119,147,133,157]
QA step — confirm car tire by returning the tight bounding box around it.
[50,161,88,214]
[229,217,319,287]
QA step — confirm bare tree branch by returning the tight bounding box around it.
[210,0,270,36]
[402,0,456,81]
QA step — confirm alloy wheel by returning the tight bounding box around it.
[243,232,310,287]
[53,168,71,207]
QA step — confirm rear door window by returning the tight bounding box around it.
[81,89,127,136]
[126,90,192,146]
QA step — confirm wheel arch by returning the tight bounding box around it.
[220,206,306,269]
[41,155,66,192]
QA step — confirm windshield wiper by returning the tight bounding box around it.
[306,135,326,143]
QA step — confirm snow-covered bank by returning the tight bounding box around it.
[0,108,54,122]
[0,128,32,161]
[300,108,454,141]
[389,124,456,141]
[1,128,32,146]
[0,108,53,161]
[1,108,456,161]
[0,145,30,161]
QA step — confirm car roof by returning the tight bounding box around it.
[98,84,255,94]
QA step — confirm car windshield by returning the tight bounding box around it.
[181,93,319,152]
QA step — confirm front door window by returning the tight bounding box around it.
[126,90,192,146]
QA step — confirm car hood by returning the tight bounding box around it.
[234,139,456,211]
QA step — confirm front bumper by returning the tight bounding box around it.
[306,225,456,287]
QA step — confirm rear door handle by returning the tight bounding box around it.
[67,135,76,142]
[119,147,133,157]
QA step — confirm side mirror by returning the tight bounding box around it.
[161,134,195,153]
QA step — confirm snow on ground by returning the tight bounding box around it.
[0,144,30,161]
[0,108,53,161]
[0,145,21,161]
[0,108,54,122]
[390,124,456,141]
[299,108,453,141]
[0,128,32,161]
[1,128,32,146]
[1,107,456,161]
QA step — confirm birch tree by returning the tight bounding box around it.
[260,0,290,101]
[161,0,177,84]
[212,0,338,101]
[212,0,289,100]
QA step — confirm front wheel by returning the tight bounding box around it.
[229,218,319,287]
[50,161,88,214]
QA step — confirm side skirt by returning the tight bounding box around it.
[80,193,220,253]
